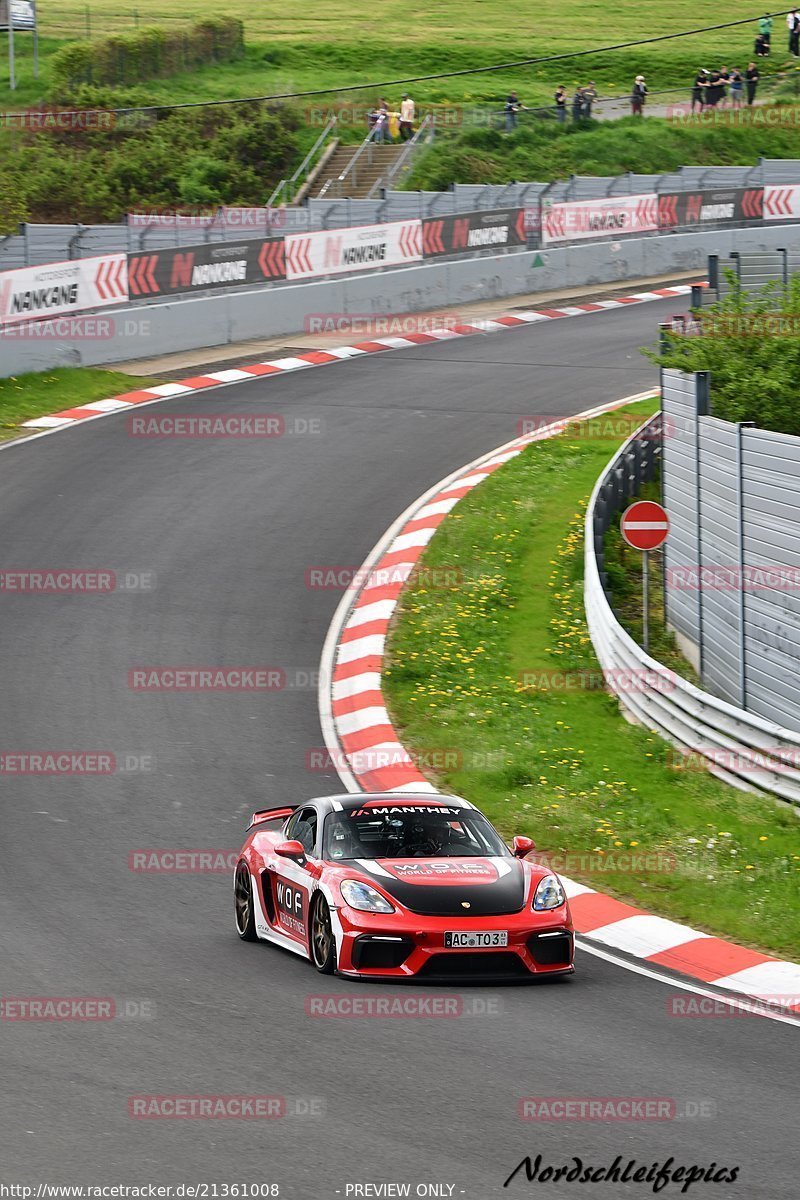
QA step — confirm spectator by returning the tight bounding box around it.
[729,67,744,107]
[706,69,722,107]
[788,8,800,55]
[631,75,647,116]
[504,91,527,130]
[399,93,415,141]
[746,61,760,104]
[572,87,585,121]
[718,66,731,106]
[759,13,773,49]
[371,101,391,142]
[754,33,769,56]
[691,68,708,112]
[582,81,598,117]
[554,85,568,122]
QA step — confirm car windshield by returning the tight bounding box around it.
[323,806,510,861]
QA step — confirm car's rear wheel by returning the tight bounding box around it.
[310,896,336,974]
[234,862,258,941]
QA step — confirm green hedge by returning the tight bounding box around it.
[50,18,244,96]
[1,102,301,224]
[650,275,800,436]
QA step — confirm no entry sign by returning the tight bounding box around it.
[621,501,669,551]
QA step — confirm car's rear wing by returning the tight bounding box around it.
[248,804,295,830]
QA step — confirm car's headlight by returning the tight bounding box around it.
[340,879,395,914]
[533,874,565,911]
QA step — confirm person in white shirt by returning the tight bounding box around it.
[399,94,416,141]
[788,9,800,55]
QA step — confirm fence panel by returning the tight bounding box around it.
[661,370,705,656]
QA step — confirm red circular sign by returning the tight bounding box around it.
[620,500,670,550]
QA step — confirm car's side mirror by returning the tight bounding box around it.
[275,839,307,863]
[512,835,536,858]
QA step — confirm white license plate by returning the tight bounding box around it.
[445,930,508,948]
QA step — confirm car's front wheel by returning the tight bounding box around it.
[310,895,336,974]
[234,862,258,942]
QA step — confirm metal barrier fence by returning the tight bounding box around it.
[5,156,800,272]
[585,414,800,805]
[661,368,800,735]
[691,247,800,306]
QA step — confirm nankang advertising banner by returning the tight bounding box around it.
[422,208,527,256]
[0,255,128,326]
[0,0,37,30]
[658,188,762,228]
[127,237,286,298]
[284,221,422,280]
[541,194,659,244]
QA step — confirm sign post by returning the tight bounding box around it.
[1,1,37,89]
[620,500,670,653]
[7,0,14,90]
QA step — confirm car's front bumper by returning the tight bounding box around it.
[333,904,575,981]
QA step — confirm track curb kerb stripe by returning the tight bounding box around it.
[17,286,692,433]
[321,400,800,1014]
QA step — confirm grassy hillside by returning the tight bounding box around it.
[1,2,793,112]
[408,113,800,190]
[1,3,799,223]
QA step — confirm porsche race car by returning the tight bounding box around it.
[234,792,574,981]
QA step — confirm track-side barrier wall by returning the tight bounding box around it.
[1,221,798,377]
[585,415,800,807]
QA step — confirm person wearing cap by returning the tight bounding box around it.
[691,69,708,112]
[399,93,415,141]
[631,75,648,116]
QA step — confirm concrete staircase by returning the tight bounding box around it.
[312,144,407,199]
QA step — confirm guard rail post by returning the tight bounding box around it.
[735,421,756,709]
[694,371,710,677]
[707,254,720,299]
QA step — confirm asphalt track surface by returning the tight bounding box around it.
[0,297,795,1199]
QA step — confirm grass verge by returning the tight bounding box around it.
[0,367,159,441]
[384,399,799,960]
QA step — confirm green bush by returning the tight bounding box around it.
[49,17,244,97]
[5,104,300,223]
[648,274,800,436]
[0,171,30,235]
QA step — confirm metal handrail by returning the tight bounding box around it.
[268,115,338,207]
[330,127,379,199]
[366,114,434,199]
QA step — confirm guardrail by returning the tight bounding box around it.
[585,414,800,806]
[0,207,528,323]
[4,156,800,272]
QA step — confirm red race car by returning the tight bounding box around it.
[234,792,574,981]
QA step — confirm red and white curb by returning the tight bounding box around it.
[19,286,692,432]
[318,395,800,1019]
